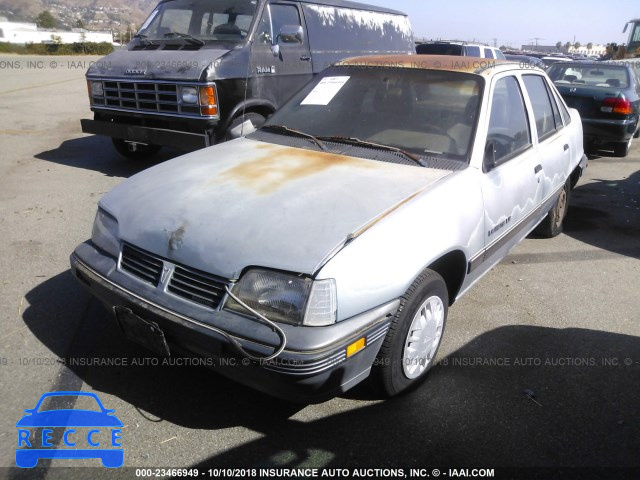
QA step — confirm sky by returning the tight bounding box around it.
[363,0,640,48]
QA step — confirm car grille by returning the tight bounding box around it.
[91,80,202,116]
[167,266,227,309]
[120,243,163,285]
[120,243,228,309]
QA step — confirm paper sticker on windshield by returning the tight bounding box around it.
[301,76,350,106]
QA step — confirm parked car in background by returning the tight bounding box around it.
[504,54,546,69]
[81,0,414,159]
[71,56,586,402]
[548,61,640,156]
[416,41,506,60]
[542,56,573,67]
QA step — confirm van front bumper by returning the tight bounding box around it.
[70,242,398,403]
[81,119,211,150]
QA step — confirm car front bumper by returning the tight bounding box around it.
[582,117,638,145]
[70,242,398,403]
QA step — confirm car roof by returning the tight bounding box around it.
[338,54,539,76]
[421,41,495,48]
[157,0,407,15]
[559,60,628,68]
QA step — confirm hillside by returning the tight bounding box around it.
[0,0,157,31]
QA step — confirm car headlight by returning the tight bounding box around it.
[225,269,337,326]
[90,81,104,97]
[91,208,120,258]
[181,86,199,104]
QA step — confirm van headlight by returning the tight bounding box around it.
[90,81,104,97]
[181,86,199,104]
[225,269,337,326]
[91,208,120,258]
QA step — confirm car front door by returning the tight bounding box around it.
[251,1,313,108]
[471,74,543,276]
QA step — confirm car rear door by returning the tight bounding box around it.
[521,73,572,213]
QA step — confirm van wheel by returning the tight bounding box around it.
[614,138,632,157]
[224,113,266,141]
[112,138,161,160]
[535,179,570,238]
[373,269,447,397]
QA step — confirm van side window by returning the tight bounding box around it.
[483,48,494,59]
[256,4,301,44]
[466,46,481,57]
[487,76,532,164]
[522,75,558,140]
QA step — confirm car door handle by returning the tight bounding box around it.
[564,144,569,151]
[300,55,311,62]
[534,164,542,174]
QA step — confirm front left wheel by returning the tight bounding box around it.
[372,269,448,397]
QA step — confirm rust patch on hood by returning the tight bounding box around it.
[213,144,380,195]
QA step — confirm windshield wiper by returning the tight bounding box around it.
[316,136,428,167]
[260,125,327,151]
[133,33,156,46]
[163,32,205,46]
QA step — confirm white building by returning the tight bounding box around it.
[0,20,113,44]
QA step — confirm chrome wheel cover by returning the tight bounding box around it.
[402,295,445,379]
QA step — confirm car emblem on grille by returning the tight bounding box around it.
[125,69,146,76]
[570,87,577,93]
[160,266,172,285]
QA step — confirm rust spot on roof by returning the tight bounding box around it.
[338,54,514,75]
[214,144,379,195]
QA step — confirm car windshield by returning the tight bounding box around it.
[263,66,483,161]
[137,0,258,43]
[548,64,629,88]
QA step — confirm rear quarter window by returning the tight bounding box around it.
[465,46,481,57]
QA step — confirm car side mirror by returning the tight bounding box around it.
[484,141,497,172]
[278,25,303,44]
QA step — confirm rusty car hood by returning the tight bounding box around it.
[100,138,453,279]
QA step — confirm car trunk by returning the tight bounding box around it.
[555,84,630,121]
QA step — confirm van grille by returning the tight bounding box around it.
[90,80,211,117]
[120,243,228,309]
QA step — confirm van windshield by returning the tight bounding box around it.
[137,0,258,43]
[263,66,483,161]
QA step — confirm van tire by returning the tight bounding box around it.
[112,139,161,160]
[535,179,570,238]
[224,113,266,141]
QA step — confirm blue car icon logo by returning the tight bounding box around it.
[16,391,123,468]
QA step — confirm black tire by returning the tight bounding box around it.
[535,179,570,238]
[224,112,266,141]
[372,269,448,397]
[613,139,631,157]
[112,138,161,160]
